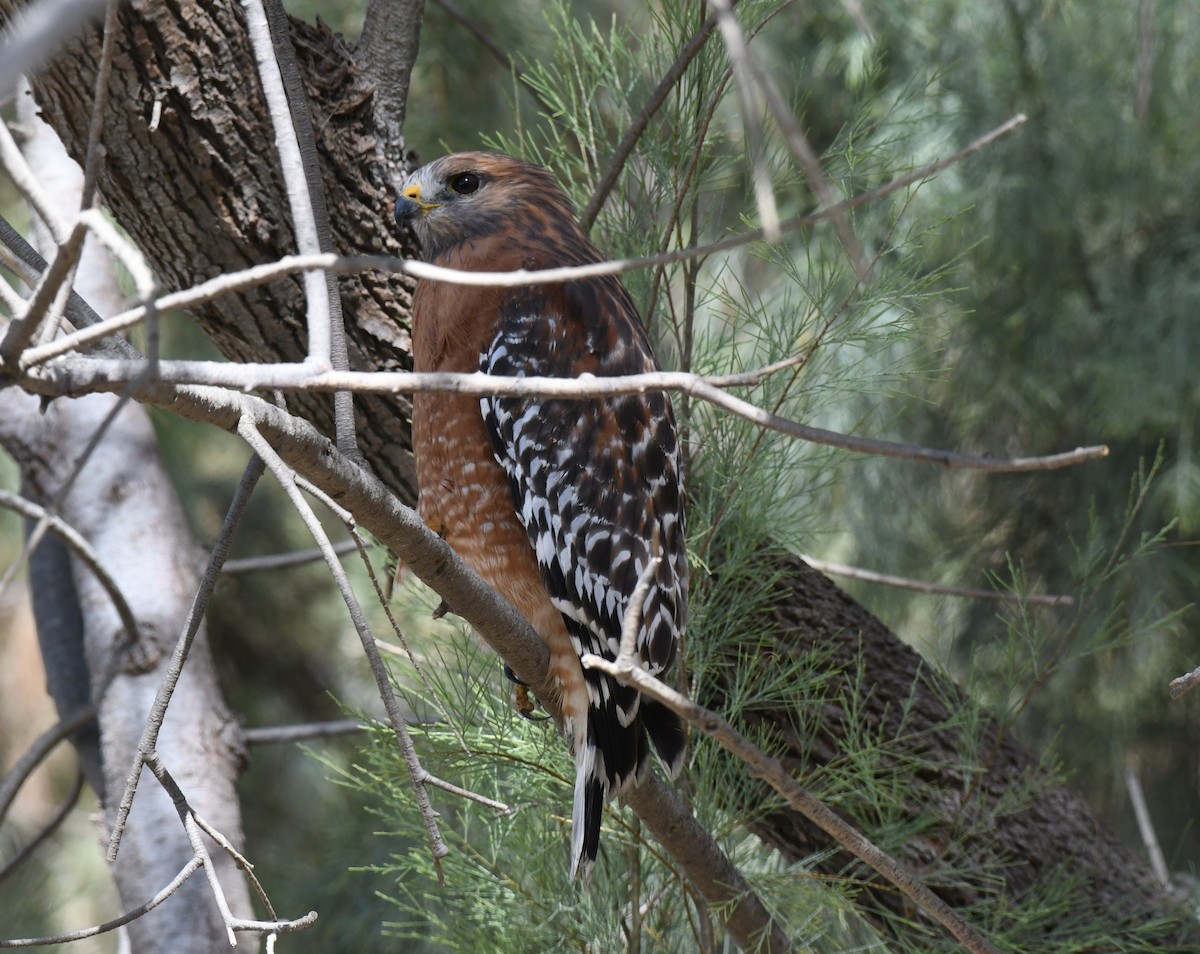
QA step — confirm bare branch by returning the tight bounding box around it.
[237,412,451,878]
[11,113,1027,369]
[22,355,1108,474]
[707,0,780,241]
[0,706,94,823]
[581,652,1001,954]
[142,752,237,946]
[583,9,722,229]
[706,0,869,276]
[0,4,122,360]
[258,0,359,458]
[105,455,265,862]
[222,538,357,573]
[242,0,332,370]
[0,766,84,886]
[0,490,144,644]
[1169,663,1200,700]
[243,718,369,744]
[0,856,205,949]
[350,529,469,751]
[799,554,1075,607]
[1124,762,1169,886]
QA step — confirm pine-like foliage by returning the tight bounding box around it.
[340,1,1197,950]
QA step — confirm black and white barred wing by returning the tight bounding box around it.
[479,297,687,778]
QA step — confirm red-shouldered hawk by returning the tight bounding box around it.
[394,152,687,880]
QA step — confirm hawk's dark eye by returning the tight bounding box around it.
[450,172,481,195]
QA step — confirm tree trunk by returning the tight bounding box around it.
[2,0,1192,947]
[1,83,250,950]
[730,551,1188,945]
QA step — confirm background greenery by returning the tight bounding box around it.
[3,0,1198,950]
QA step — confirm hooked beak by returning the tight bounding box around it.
[394,183,438,228]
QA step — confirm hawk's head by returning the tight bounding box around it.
[394,151,575,260]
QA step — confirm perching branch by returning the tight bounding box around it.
[581,650,1001,954]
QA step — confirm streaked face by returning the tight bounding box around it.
[394,151,561,259]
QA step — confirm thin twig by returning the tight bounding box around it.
[261,0,360,460]
[143,751,237,946]
[619,552,662,661]
[419,773,510,813]
[242,0,332,370]
[350,529,469,751]
[22,354,1106,474]
[238,413,450,879]
[12,113,1027,369]
[583,9,722,229]
[1124,762,1169,886]
[1168,663,1200,700]
[707,0,780,241]
[707,0,869,278]
[581,652,1001,954]
[0,490,143,647]
[0,706,94,823]
[0,857,205,949]
[0,2,122,360]
[106,455,265,862]
[430,0,553,117]
[800,554,1075,607]
[222,538,357,573]
[0,766,85,886]
[243,719,369,745]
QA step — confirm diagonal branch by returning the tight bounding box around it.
[706,0,870,277]
[580,650,1001,954]
[0,490,143,645]
[105,455,265,862]
[583,8,723,230]
[237,411,451,879]
[7,113,1027,368]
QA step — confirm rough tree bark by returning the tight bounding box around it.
[729,553,1191,945]
[1,0,1193,948]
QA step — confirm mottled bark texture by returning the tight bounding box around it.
[717,552,1195,946]
[1,0,1193,947]
[5,0,420,498]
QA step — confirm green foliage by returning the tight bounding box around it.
[821,0,1200,871]
[340,0,1194,949]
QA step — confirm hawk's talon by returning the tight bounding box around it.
[431,598,451,620]
[503,662,528,687]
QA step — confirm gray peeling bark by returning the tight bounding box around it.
[2,0,1192,947]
